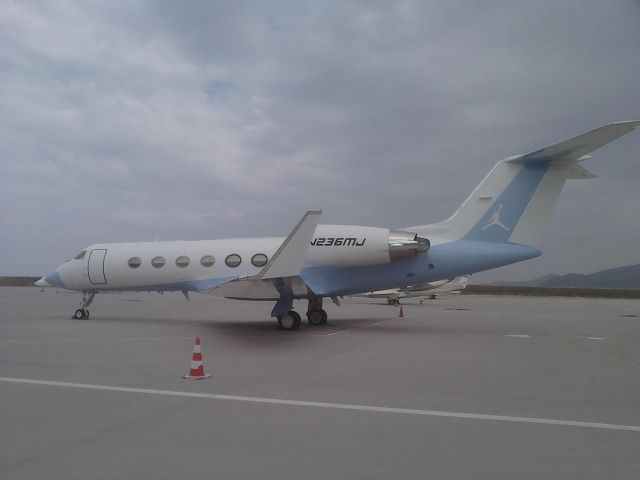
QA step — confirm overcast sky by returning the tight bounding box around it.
[2,0,639,281]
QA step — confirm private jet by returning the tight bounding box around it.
[36,121,639,330]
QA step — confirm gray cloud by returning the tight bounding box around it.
[2,0,639,280]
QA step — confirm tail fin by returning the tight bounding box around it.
[412,121,639,246]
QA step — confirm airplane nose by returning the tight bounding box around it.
[36,271,66,288]
[34,278,51,287]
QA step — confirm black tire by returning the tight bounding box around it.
[73,309,86,320]
[307,308,328,325]
[278,311,301,330]
[389,299,400,306]
[288,310,302,328]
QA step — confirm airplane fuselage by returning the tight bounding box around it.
[48,227,540,299]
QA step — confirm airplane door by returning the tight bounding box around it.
[88,249,107,284]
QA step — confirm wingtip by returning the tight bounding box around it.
[611,120,640,129]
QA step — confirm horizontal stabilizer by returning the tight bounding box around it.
[254,210,321,280]
[507,120,640,164]
[565,163,597,179]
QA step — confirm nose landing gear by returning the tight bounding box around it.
[73,308,89,320]
[72,292,95,320]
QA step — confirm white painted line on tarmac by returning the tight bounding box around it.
[586,337,607,341]
[326,317,399,336]
[1,376,639,433]
[0,332,339,344]
[504,334,531,338]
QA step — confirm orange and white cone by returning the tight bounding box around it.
[398,306,404,318]
[183,337,211,380]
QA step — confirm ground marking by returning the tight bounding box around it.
[1,376,638,433]
[0,331,342,344]
[504,334,531,338]
[326,317,399,336]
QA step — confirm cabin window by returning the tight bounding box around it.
[128,257,142,269]
[151,256,166,268]
[251,253,268,267]
[74,250,86,260]
[176,256,190,268]
[200,255,215,267]
[225,254,241,268]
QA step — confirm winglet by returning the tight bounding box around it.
[254,210,322,280]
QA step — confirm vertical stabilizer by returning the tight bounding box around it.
[410,121,639,246]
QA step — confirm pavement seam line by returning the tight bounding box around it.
[1,376,639,432]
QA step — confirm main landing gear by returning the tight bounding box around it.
[72,292,95,320]
[306,308,327,326]
[275,297,328,331]
[277,311,301,330]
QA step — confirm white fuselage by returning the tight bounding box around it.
[53,225,400,293]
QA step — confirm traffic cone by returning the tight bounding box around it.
[399,306,404,318]
[183,337,211,380]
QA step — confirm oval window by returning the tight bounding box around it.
[251,253,268,267]
[200,255,215,267]
[128,257,142,269]
[225,254,241,268]
[175,256,190,268]
[151,256,166,268]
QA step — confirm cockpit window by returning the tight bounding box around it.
[74,250,86,260]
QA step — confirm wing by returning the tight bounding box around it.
[253,210,322,280]
[202,210,322,300]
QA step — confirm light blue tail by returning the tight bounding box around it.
[411,121,639,246]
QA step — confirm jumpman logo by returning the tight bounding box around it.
[481,204,510,231]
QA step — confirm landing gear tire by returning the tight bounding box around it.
[307,308,327,326]
[388,299,400,306]
[278,310,301,330]
[73,308,89,320]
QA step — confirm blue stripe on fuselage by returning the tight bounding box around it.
[80,276,237,294]
[301,240,541,296]
[464,162,549,243]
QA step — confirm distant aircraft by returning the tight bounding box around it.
[36,121,639,330]
[358,276,469,305]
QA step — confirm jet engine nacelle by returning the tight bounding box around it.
[306,225,429,267]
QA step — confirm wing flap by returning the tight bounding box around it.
[188,276,238,292]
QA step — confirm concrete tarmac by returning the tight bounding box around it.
[1,287,639,479]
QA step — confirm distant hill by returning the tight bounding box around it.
[0,276,40,286]
[495,264,640,289]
